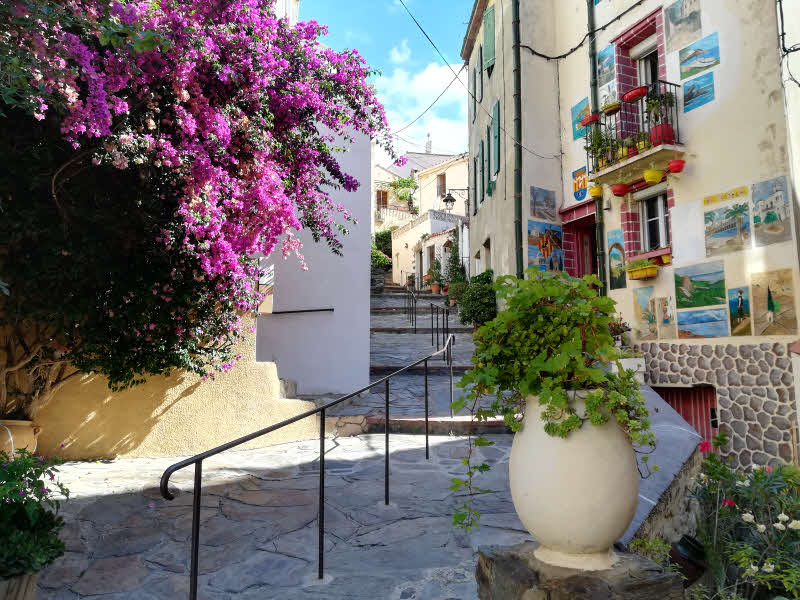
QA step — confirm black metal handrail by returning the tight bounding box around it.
[160,334,455,600]
[405,286,418,333]
[586,80,682,175]
[270,308,334,315]
[430,302,451,357]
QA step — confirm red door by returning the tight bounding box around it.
[653,386,718,447]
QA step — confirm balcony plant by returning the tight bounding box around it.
[450,272,656,569]
[625,258,659,280]
[645,89,676,145]
[0,449,70,599]
[601,97,622,116]
[585,128,616,170]
[623,137,639,158]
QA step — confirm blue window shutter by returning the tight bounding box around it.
[479,141,485,203]
[478,46,484,102]
[483,5,495,69]
[492,101,500,175]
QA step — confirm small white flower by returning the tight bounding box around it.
[762,562,775,573]
[774,522,786,531]
[699,472,708,483]
[748,564,759,573]
[778,513,789,522]
[742,512,755,523]
[788,520,800,530]
[736,479,750,487]
[757,524,767,533]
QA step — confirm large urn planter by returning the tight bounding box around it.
[509,392,639,570]
[0,574,37,600]
[0,420,41,455]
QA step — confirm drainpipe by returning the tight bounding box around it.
[587,0,607,295]
[512,0,524,279]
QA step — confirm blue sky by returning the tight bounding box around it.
[299,0,473,164]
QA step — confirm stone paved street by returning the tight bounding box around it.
[370,311,471,332]
[370,332,475,368]
[38,435,531,600]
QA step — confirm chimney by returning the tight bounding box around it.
[425,133,432,154]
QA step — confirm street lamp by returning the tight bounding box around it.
[442,192,457,213]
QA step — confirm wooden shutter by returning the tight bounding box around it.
[478,46,484,101]
[479,140,485,203]
[483,5,495,69]
[471,68,477,121]
[473,156,478,214]
[485,125,491,196]
[492,101,500,174]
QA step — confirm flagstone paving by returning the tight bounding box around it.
[38,434,531,600]
[370,332,475,368]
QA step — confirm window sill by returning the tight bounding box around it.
[628,246,672,266]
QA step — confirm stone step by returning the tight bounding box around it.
[371,307,456,314]
[370,364,472,375]
[370,327,473,334]
[326,414,511,436]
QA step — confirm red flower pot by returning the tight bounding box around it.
[622,86,648,103]
[611,183,629,197]
[580,113,599,127]
[668,159,685,173]
[627,147,639,158]
[650,123,675,146]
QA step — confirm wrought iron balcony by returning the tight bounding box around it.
[584,80,684,184]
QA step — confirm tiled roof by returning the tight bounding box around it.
[384,152,459,178]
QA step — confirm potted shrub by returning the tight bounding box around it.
[451,272,655,569]
[625,258,659,280]
[428,258,443,294]
[447,281,468,307]
[601,98,621,116]
[406,273,415,288]
[0,449,70,599]
[457,270,496,330]
[645,89,676,146]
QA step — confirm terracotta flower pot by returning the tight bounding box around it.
[622,86,648,103]
[509,393,638,570]
[0,420,41,455]
[650,123,675,146]
[0,573,37,600]
[588,185,603,199]
[580,113,599,127]
[627,147,639,158]
[611,183,629,197]
[668,159,685,173]
[431,283,441,294]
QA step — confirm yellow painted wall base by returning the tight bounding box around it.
[35,317,317,460]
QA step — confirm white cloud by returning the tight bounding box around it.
[389,39,411,64]
[374,62,468,165]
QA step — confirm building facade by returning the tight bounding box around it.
[463,0,800,467]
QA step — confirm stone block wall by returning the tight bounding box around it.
[639,342,797,468]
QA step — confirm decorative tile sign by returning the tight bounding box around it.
[665,0,702,54]
[634,286,657,341]
[607,228,626,291]
[656,296,678,339]
[751,175,792,247]
[751,269,797,336]
[597,45,615,88]
[703,185,748,206]
[727,287,752,336]
[677,308,729,339]
[674,260,726,309]
[527,221,564,271]
[572,167,587,202]
[679,32,720,80]
[684,72,715,113]
[530,186,557,221]
[703,202,751,257]
[571,97,590,140]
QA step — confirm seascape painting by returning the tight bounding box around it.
[677,308,729,339]
[752,176,792,247]
[727,287,752,336]
[684,72,715,112]
[531,186,557,222]
[703,202,750,257]
[528,221,564,271]
[665,0,702,53]
[674,260,726,309]
[679,32,720,80]
[751,269,797,336]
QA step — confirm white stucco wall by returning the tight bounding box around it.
[417,156,470,215]
[256,133,370,395]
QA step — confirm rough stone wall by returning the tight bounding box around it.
[640,342,797,468]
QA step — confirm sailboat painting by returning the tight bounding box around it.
[679,32,720,80]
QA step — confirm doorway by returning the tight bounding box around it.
[575,221,597,277]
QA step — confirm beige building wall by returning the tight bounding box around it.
[417,155,470,215]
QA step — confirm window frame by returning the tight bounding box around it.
[376,189,388,210]
[639,190,670,252]
[436,173,446,197]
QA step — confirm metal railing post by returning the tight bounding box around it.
[435,306,440,350]
[385,379,390,505]
[190,461,202,600]
[431,305,434,346]
[413,297,417,334]
[424,359,429,460]
[318,408,325,579]
[449,339,454,419]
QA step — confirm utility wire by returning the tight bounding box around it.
[391,64,466,135]
[396,0,561,161]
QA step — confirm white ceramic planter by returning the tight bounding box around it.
[509,392,639,570]
[611,357,645,383]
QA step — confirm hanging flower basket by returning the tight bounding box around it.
[627,265,659,280]
[580,113,600,127]
[643,169,664,185]
[668,159,685,173]
[601,101,621,116]
[622,86,648,103]
[611,183,629,197]
[589,185,604,198]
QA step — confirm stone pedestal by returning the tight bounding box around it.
[476,542,683,600]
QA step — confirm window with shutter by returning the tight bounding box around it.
[492,101,500,175]
[483,5,495,70]
[473,156,478,214]
[478,46,484,102]
[479,140,485,203]
[485,125,491,196]
[471,68,476,122]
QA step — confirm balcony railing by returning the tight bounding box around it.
[585,80,682,177]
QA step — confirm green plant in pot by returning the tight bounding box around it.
[0,449,70,599]
[450,271,656,570]
[645,89,676,145]
[428,258,443,294]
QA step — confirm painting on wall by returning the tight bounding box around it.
[751,269,797,336]
[703,202,751,257]
[677,308,729,339]
[675,260,726,309]
[573,167,587,202]
[607,228,626,291]
[703,185,748,207]
[656,297,678,339]
[599,81,617,107]
[679,32,720,80]
[727,287,752,336]
[571,97,590,140]
[531,186,557,221]
[528,221,564,271]
[664,0,702,54]
[752,176,792,247]
[684,72,715,113]
[634,286,657,340]
[597,45,615,88]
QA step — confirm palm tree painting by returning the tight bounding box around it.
[704,203,751,257]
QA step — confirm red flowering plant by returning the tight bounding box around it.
[0,0,396,418]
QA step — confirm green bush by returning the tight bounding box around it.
[470,269,494,285]
[444,230,466,284]
[427,258,443,285]
[371,246,391,268]
[458,282,496,326]
[447,281,468,305]
[0,449,70,579]
[374,230,393,257]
